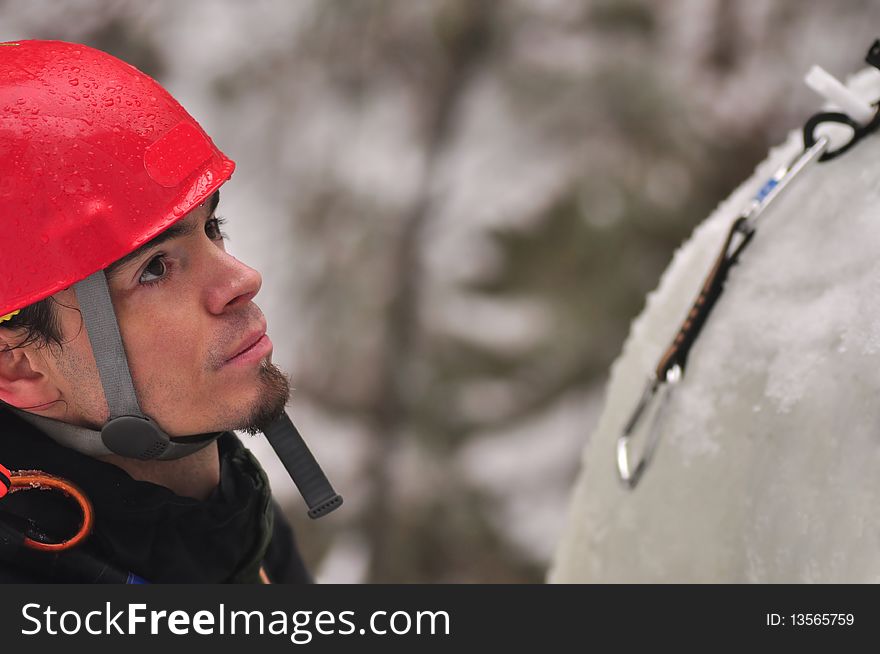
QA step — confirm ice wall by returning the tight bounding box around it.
[551,68,880,583]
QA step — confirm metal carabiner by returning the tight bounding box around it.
[803,108,880,162]
[615,136,831,490]
[616,364,680,488]
[0,465,94,552]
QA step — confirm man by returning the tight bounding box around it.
[0,40,337,583]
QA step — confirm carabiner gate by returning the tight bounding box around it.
[617,364,681,488]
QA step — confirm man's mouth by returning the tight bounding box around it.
[224,323,272,366]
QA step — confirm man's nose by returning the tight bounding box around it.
[205,250,263,314]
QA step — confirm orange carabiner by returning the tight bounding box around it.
[0,464,94,552]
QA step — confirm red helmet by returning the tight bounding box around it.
[0,39,235,318]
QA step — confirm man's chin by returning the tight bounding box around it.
[236,360,291,435]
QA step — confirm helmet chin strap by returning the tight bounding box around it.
[73,271,216,460]
[71,270,343,518]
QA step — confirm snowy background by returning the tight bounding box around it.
[3,0,880,582]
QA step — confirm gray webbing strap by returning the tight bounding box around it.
[8,404,117,457]
[73,271,143,419]
[9,400,220,461]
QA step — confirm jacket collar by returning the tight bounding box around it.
[0,407,274,582]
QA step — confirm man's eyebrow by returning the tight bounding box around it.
[105,191,220,279]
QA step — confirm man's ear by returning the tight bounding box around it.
[0,338,59,411]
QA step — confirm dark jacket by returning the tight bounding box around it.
[0,408,311,583]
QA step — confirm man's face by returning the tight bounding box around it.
[43,192,290,436]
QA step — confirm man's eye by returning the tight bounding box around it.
[139,256,167,284]
[206,216,228,241]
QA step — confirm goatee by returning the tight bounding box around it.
[239,360,291,435]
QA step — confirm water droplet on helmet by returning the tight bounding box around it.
[68,78,79,86]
